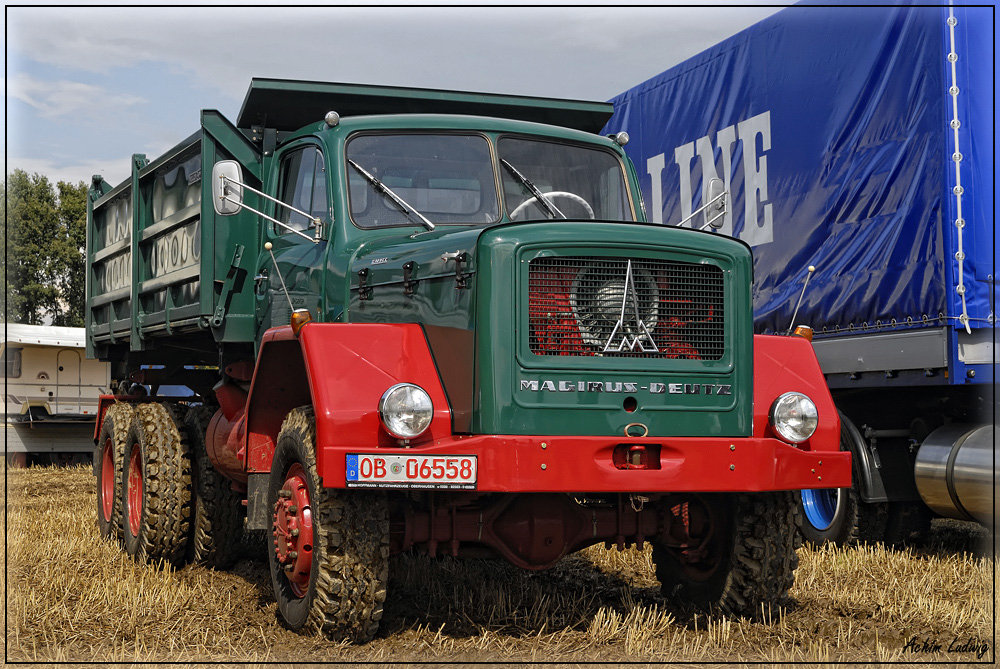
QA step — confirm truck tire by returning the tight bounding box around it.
[96,403,135,543]
[121,403,192,565]
[6,452,28,468]
[652,492,801,619]
[184,406,245,568]
[882,501,932,547]
[268,406,389,642]
[855,499,889,544]
[799,484,857,546]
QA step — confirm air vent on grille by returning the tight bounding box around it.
[528,256,724,360]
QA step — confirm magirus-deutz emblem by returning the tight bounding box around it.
[603,260,659,353]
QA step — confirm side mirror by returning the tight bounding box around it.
[212,160,244,216]
[706,178,726,230]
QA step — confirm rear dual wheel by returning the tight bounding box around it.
[95,403,135,542]
[120,403,192,565]
[185,406,245,568]
[269,407,389,642]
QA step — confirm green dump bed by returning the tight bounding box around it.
[86,111,263,359]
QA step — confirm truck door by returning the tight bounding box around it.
[254,141,330,338]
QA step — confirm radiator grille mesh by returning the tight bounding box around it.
[527,256,724,360]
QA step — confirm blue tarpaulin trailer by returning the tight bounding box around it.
[604,1,995,543]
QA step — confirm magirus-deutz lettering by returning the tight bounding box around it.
[519,380,732,395]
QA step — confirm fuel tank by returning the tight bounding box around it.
[914,424,995,525]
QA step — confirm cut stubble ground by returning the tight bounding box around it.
[4,464,994,663]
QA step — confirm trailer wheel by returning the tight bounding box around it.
[882,502,932,547]
[268,406,389,642]
[121,403,192,565]
[800,416,890,546]
[96,403,135,542]
[652,492,801,619]
[800,481,859,546]
[184,406,245,568]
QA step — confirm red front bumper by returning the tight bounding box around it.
[318,434,851,493]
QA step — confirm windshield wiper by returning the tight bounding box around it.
[348,160,435,231]
[500,159,566,219]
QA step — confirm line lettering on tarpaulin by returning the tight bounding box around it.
[647,111,773,247]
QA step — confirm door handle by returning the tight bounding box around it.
[254,268,269,295]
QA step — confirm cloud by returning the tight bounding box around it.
[4,154,132,188]
[6,7,783,102]
[7,74,146,120]
[4,5,785,190]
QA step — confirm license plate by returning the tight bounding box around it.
[345,454,478,489]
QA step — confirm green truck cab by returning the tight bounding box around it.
[87,79,849,641]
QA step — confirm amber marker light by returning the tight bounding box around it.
[291,309,313,335]
[793,325,814,342]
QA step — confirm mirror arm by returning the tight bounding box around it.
[221,176,321,243]
[218,193,319,244]
[676,190,728,229]
[699,206,727,231]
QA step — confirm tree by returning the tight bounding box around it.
[4,170,88,326]
[53,180,89,327]
[6,170,62,324]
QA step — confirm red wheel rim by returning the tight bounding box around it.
[272,463,315,598]
[100,437,115,522]
[126,443,143,537]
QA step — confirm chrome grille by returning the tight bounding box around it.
[528,256,725,360]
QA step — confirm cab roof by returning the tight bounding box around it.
[236,78,614,135]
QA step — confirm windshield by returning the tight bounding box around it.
[347,134,499,228]
[498,137,633,222]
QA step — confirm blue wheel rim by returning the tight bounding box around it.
[801,488,840,532]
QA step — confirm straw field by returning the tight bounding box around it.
[4,464,994,664]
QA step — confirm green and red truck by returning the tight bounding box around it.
[87,78,850,641]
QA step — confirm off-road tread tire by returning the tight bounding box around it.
[654,492,802,620]
[96,402,135,542]
[269,406,389,643]
[883,502,932,547]
[184,406,245,568]
[121,403,192,565]
[855,499,889,545]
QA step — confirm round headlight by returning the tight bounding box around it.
[379,383,433,440]
[769,392,818,443]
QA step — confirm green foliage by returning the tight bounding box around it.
[4,169,88,326]
[54,181,89,327]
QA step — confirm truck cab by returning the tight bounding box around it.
[250,112,642,340]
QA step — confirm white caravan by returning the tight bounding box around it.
[3,323,111,464]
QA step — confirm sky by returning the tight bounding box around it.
[4,5,785,188]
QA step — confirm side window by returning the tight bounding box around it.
[3,347,22,378]
[276,146,328,233]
